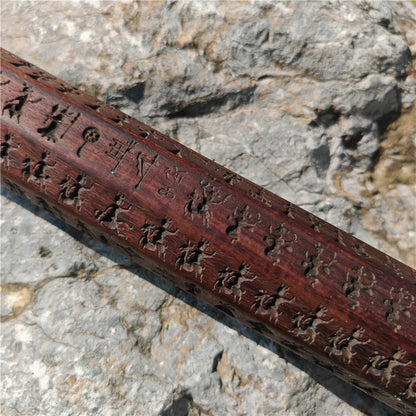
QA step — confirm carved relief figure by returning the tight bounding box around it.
[139,216,178,261]
[184,180,230,227]
[325,327,370,364]
[94,193,132,238]
[58,173,94,211]
[250,284,295,324]
[343,266,376,310]
[384,287,415,332]
[290,305,333,344]
[264,224,298,265]
[2,83,41,123]
[175,238,216,280]
[1,132,20,169]
[37,104,80,142]
[77,127,101,157]
[302,243,337,287]
[363,347,412,387]
[21,150,56,190]
[135,151,159,190]
[226,205,261,244]
[213,262,258,304]
[404,374,416,399]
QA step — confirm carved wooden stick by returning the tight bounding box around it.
[1,48,415,414]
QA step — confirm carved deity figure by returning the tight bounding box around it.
[226,205,261,244]
[302,243,337,287]
[290,305,333,344]
[384,287,415,333]
[363,347,412,387]
[94,193,132,238]
[175,238,216,280]
[250,284,295,324]
[139,217,178,261]
[325,326,370,364]
[343,266,376,310]
[58,173,93,211]
[184,180,230,227]
[1,132,20,168]
[264,224,298,265]
[214,262,258,304]
[2,83,41,123]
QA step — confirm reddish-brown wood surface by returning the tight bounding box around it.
[1,48,415,414]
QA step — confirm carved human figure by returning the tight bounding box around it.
[94,193,132,238]
[37,104,80,142]
[290,305,333,344]
[343,266,376,310]
[264,224,298,265]
[214,262,258,304]
[302,243,337,287]
[184,180,230,227]
[58,173,94,211]
[325,326,370,364]
[1,132,20,168]
[139,216,178,261]
[21,151,56,190]
[250,284,295,324]
[2,83,41,122]
[175,238,216,280]
[226,205,261,244]
[363,347,412,387]
[384,287,415,332]
[404,374,416,399]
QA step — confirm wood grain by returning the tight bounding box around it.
[1,48,415,414]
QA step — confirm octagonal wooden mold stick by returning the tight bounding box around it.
[1,48,415,414]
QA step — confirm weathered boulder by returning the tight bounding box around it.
[1,0,415,415]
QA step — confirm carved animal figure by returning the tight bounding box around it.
[325,326,370,364]
[302,243,337,287]
[175,238,216,280]
[251,284,295,324]
[363,347,412,387]
[139,217,178,261]
[384,287,415,332]
[226,205,261,243]
[94,193,132,238]
[343,266,376,310]
[2,83,41,122]
[290,305,333,344]
[214,262,258,304]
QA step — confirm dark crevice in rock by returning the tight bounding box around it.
[309,106,341,128]
[165,86,257,118]
[160,393,192,416]
[211,350,224,373]
[120,81,146,103]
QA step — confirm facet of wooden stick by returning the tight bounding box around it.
[1,48,415,414]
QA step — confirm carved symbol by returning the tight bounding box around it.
[213,262,258,304]
[139,217,178,261]
[94,193,132,238]
[325,327,370,364]
[352,242,370,258]
[290,305,333,344]
[308,214,322,232]
[248,188,272,207]
[165,166,186,184]
[21,150,56,190]
[27,70,56,81]
[384,287,415,332]
[0,70,10,85]
[135,152,159,190]
[335,230,346,247]
[363,347,412,387]
[302,243,337,287]
[284,202,295,219]
[343,266,376,310]
[37,104,80,142]
[58,173,94,211]
[56,83,81,95]
[264,224,298,265]
[175,238,216,281]
[106,137,136,174]
[1,132,20,169]
[226,205,261,244]
[223,172,241,185]
[158,186,175,199]
[250,284,295,324]
[403,374,416,399]
[184,180,230,228]
[77,127,101,157]
[2,83,42,123]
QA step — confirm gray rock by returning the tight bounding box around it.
[1,0,415,415]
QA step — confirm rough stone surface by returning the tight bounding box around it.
[1,1,415,415]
